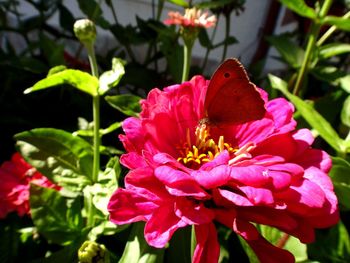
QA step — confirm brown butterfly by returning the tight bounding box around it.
[202,58,266,126]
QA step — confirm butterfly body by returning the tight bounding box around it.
[203,58,266,126]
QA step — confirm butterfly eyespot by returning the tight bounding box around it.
[224,72,230,78]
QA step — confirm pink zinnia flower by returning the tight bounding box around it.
[108,76,339,262]
[0,153,60,218]
[164,7,217,28]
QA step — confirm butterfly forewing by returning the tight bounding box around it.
[204,58,266,125]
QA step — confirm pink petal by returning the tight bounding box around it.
[200,150,230,170]
[108,189,157,224]
[292,128,314,154]
[266,98,296,133]
[155,166,209,198]
[120,152,148,169]
[215,118,274,147]
[303,167,339,228]
[192,165,231,189]
[234,219,295,263]
[296,148,332,172]
[238,186,274,205]
[275,178,326,216]
[193,223,220,263]
[237,207,298,231]
[252,133,298,161]
[125,167,170,201]
[228,165,270,187]
[175,198,215,225]
[216,188,254,206]
[144,205,187,248]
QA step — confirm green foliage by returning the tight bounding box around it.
[278,0,316,19]
[15,128,94,192]
[259,225,308,262]
[29,184,84,245]
[24,69,99,96]
[319,43,350,60]
[308,221,350,262]
[341,95,350,127]
[329,157,350,211]
[322,16,350,31]
[266,35,305,68]
[119,222,164,263]
[105,94,142,117]
[99,58,126,95]
[268,74,346,153]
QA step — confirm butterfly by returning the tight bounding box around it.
[201,58,266,126]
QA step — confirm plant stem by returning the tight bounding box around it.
[85,42,100,227]
[317,10,350,46]
[110,0,119,24]
[182,43,193,82]
[222,13,231,62]
[292,0,333,95]
[276,232,290,248]
[190,225,196,258]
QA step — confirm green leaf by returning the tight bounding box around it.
[166,227,192,263]
[268,74,345,152]
[266,35,305,68]
[196,0,237,9]
[198,28,212,49]
[238,236,260,263]
[15,128,93,192]
[105,94,142,117]
[278,0,316,19]
[99,58,126,95]
[77,0,102,19]
[119,222,164,263]
[329,157,350,210]
[322,16,350,31]
[24,69,99,96]
[341,95,350,127]
[48,65,67,76]
[308,221,350,262]
[166,0,189,8]
[319,43,350,59]
[58,4,75,33]
[30,184,84,245]
[259,225,307,261]
[74,121,122,137]
[89,221,127,241]
[311,66,346,84]
[339,75,350,93]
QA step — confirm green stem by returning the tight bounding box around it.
[292,0,333,95]
[190,225,196,258]
[317,10,350,46]
[85,42,100,227]
[85,43,100,184]
[110,0,119,24]
[222,13,231,62]
[182,43,193,82]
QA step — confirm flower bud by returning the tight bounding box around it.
[74,19,97,45]
[78,240,108,263]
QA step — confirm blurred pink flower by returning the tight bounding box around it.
[108,76,339,263]
[0,153,60,218]
[164,7,216,28]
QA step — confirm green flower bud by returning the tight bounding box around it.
[78,240,108,263]
[74,19,97,45]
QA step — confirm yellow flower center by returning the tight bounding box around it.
[177,124,237,168]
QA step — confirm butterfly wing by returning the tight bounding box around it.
[204,58,266,125]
